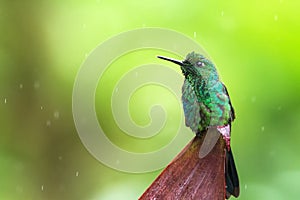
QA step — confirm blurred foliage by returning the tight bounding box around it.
[1,0,300,199]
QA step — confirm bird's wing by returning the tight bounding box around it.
[199,127,221,158]
[222,83,235,122]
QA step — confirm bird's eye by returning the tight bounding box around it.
[197,61,205,67]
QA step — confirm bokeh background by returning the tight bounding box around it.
[1,0,300,199]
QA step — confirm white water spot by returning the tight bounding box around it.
[59,184,65,191]
[193,32,197,38]
[269,150,275,157]
[4,98,7,104]
[16,185,23,193]
[221,10,224,17]
[58,156,63,160]
[245,184,248,190]
[76,171,79,177]
[34,81,40,89]
[251,96,256,103]
[19,84,23,89]
[41,185,44,191]
[261,126,265,132]
[46,120,51,127]
[54,110,60,119]
[274,15,278,21]
[277,106,282,111]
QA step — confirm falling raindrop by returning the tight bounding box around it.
[40,106,43,110]
[76,171,79,177]
[34,81,40,89]
[58,156,63,160]
[59,184,65,191]
[221,10,224,17]
[46,120,51,127]
[16,185,23,193]
[4,98,7,104]
[193,32,197,38]
[41,185,44,191]
[277,106,282,111]
[251,96,256,103]
[54,110,60,119]
[274,15,278,21]
[19,84,23,89]
[261,126,265,132]
[245,184,247,190]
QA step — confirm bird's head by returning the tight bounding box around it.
[158,52,218,82]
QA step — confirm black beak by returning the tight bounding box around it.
[157,56,183,66]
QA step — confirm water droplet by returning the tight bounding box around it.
[277,106,282,111]
[46,120,51,127]
[19,84,23,89]
[58,156,63,160]
[261,126,265,132]
[221,10,224,16]
[54,110,60,119]
[274,15,278,21]
[41,185,44,191]
[40,106,43,110]
[4,98,7,104]
[59,184,65,191]
[14,162,24,171]
[193,32,197,38]
[76,171,79,177]
[16,185,23,193]
[245,184,247,189]
[34,81,40,89]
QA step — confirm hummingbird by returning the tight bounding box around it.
[156,52,240,198]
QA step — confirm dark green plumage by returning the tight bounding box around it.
[181,52,234,133]
[158,52,240,198]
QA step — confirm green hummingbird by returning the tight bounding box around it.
[157,52,240,198]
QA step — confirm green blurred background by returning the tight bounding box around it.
[1,0,300,199]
